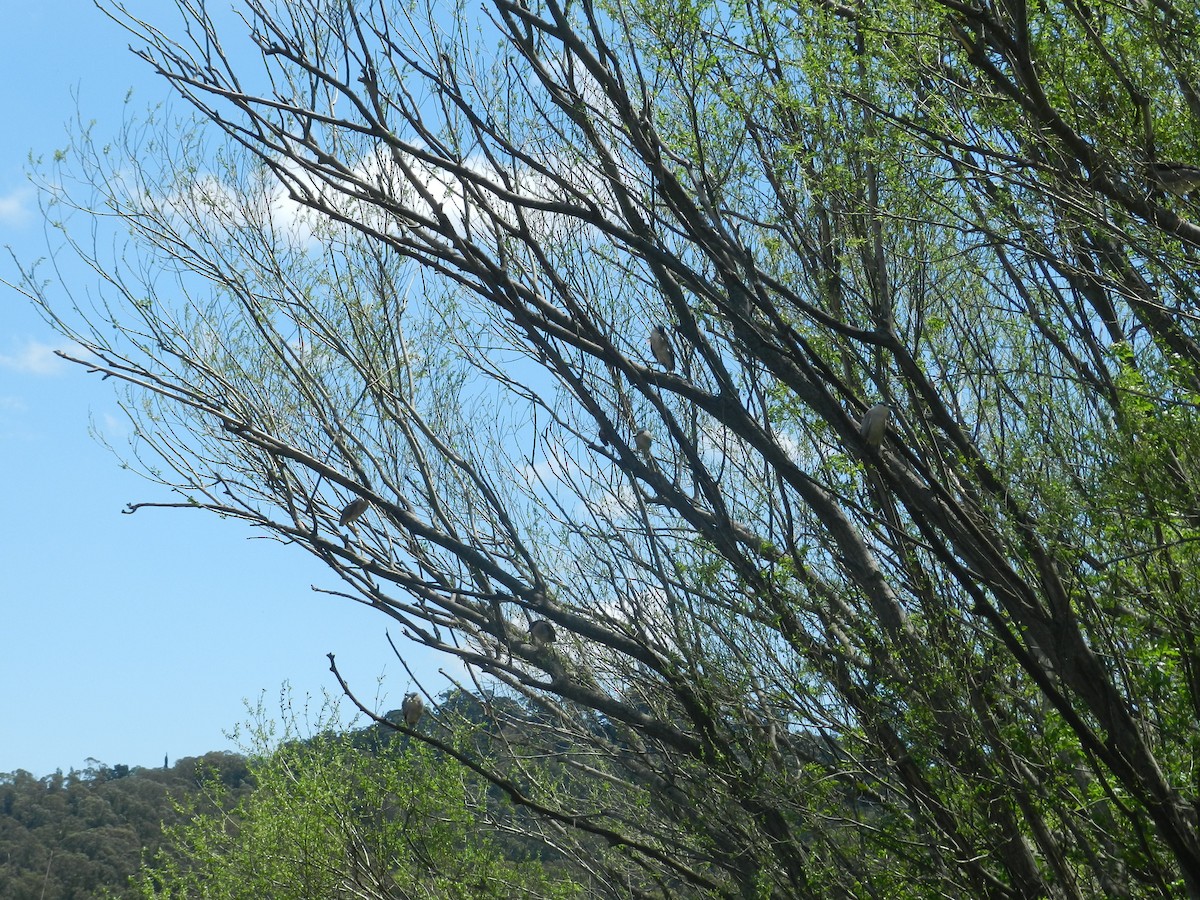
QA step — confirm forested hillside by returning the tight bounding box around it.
[0,753,251,899]
[0,694,587,899]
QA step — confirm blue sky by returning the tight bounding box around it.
[0,2,440,776]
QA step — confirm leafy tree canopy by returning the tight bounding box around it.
[10,0,1200,894]
[138,692,581,900]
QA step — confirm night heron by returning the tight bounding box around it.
[860,403,891,450]
[529,619,557,646]
[650,325,676,372]
[338,497,369,527]
[401,692,425,727]
[635,428,654,456]
[1150,161,1200,196]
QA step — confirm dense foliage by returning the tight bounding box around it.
[137,696,582,899]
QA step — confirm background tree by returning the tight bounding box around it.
[138,693,580,899]
[10,0,1200,895]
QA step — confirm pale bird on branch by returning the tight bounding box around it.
[339,497,369,526]
[529,619,557,646]
[860,403,891,450]
[401,692,425,727]
[635,428,654,456]
[649,325,676,372]
[1150,161,1200,197]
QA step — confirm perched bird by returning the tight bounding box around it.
[635,428,654,456]
[529,619,557,646]
[1150,161,1200,197]
[649,325,676,372]
[860,403,891,450]
[401,692,425,727]
[339,496,370,527]
[765,720,779,752]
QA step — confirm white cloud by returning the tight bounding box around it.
[0,186,34,227]
[100,412,127,438]
[158,136,610,267]
[0,340,73,376]
[269,146,471,245]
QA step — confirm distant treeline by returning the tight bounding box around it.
[0,752,253,900]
